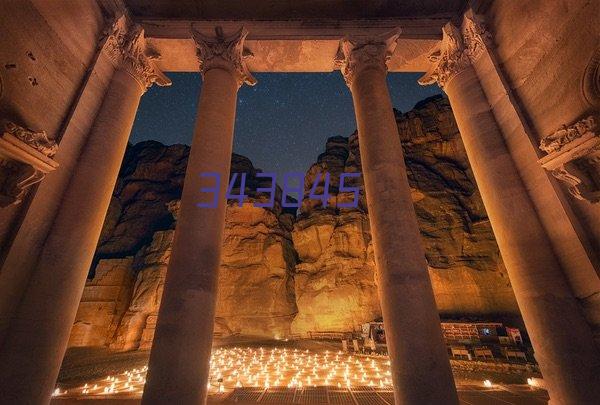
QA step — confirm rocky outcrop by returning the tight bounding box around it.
[95,141,188,260]
[69,94,519,349]
[292,210,379,334]
[68,258,134,347]
[291,95,518,335]
[110,230,173,350]
[400,97,516,316]
[82,155,297,350]
[215,200,297,338]
[291,134,377,334]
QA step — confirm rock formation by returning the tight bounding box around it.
[95,141,188,260]
[68,258,134,347]
[398,97,517,317]
[110,230,173,350]
[75,154,297,349]
[290,95,517,335]
[291,134,378,334]
[68,94,519,349]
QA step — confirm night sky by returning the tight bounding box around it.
[130,72,441,175]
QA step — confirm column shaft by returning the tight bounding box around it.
[350,66,458,403]
[445,64,600,404]
[0,68,144,403]
[0,50,115,344]
[142,67,238,404]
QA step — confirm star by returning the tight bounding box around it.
[129,72,442,177]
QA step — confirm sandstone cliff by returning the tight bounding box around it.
[72,153,297,348]
[291,95,517,335]
[95,141,187,260]
[69,94,519,349]
[398,97,516,318]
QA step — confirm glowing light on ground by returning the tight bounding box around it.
[55,347,393,398]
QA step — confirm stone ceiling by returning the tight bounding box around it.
[108,0,467,72]
[123,0,466,20]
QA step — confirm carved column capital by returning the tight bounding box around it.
[334,29,401,87]
[539,115,600,203]
[418,23,470,89]
[192,27,257,88]
[0,122,59,207]
[102,15,171,92]
[419,12,492,89]
[462,11,493,62]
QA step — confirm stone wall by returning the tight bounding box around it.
[0,0,107,261]
[477,1,600,306]
[483,0,599,139]
[69,95,520,349]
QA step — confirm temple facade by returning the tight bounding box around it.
[0,1,599,404]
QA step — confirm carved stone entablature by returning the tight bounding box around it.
[101,15,171,91]
[0,122,59,207]
[191,26,257,88]
[540,116,597,154]
[539,115,600,203]
[582,45,600,108]
[418,12,492,89]
[5,122,58,157]
[333,29,401,87]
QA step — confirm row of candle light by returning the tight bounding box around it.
[53,347,394,397]
[208,347,393,391]
[53,366,148,397]
[53,346,536,398]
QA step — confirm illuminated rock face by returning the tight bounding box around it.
[73,154,297,349]
[291,95,518,335]
[68,258,135,347]
[292,210,379,334]
[216,201,297,338]
[69,95,519,348]
[111,230,172,351]
[399,96,518,316]
[291,133,379,334]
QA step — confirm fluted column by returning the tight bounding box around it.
[419,17,600,404]
[335,32,458,404]
[0,16,169,404]
[142,27,255,404]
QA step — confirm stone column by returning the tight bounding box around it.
[419,19,600,404]
[142,27,255,404]
[335,33,459,404]
[0,16,169,403]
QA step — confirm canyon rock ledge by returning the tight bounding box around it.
[68,95,519,348]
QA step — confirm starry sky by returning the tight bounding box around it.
[130,72,441,175]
